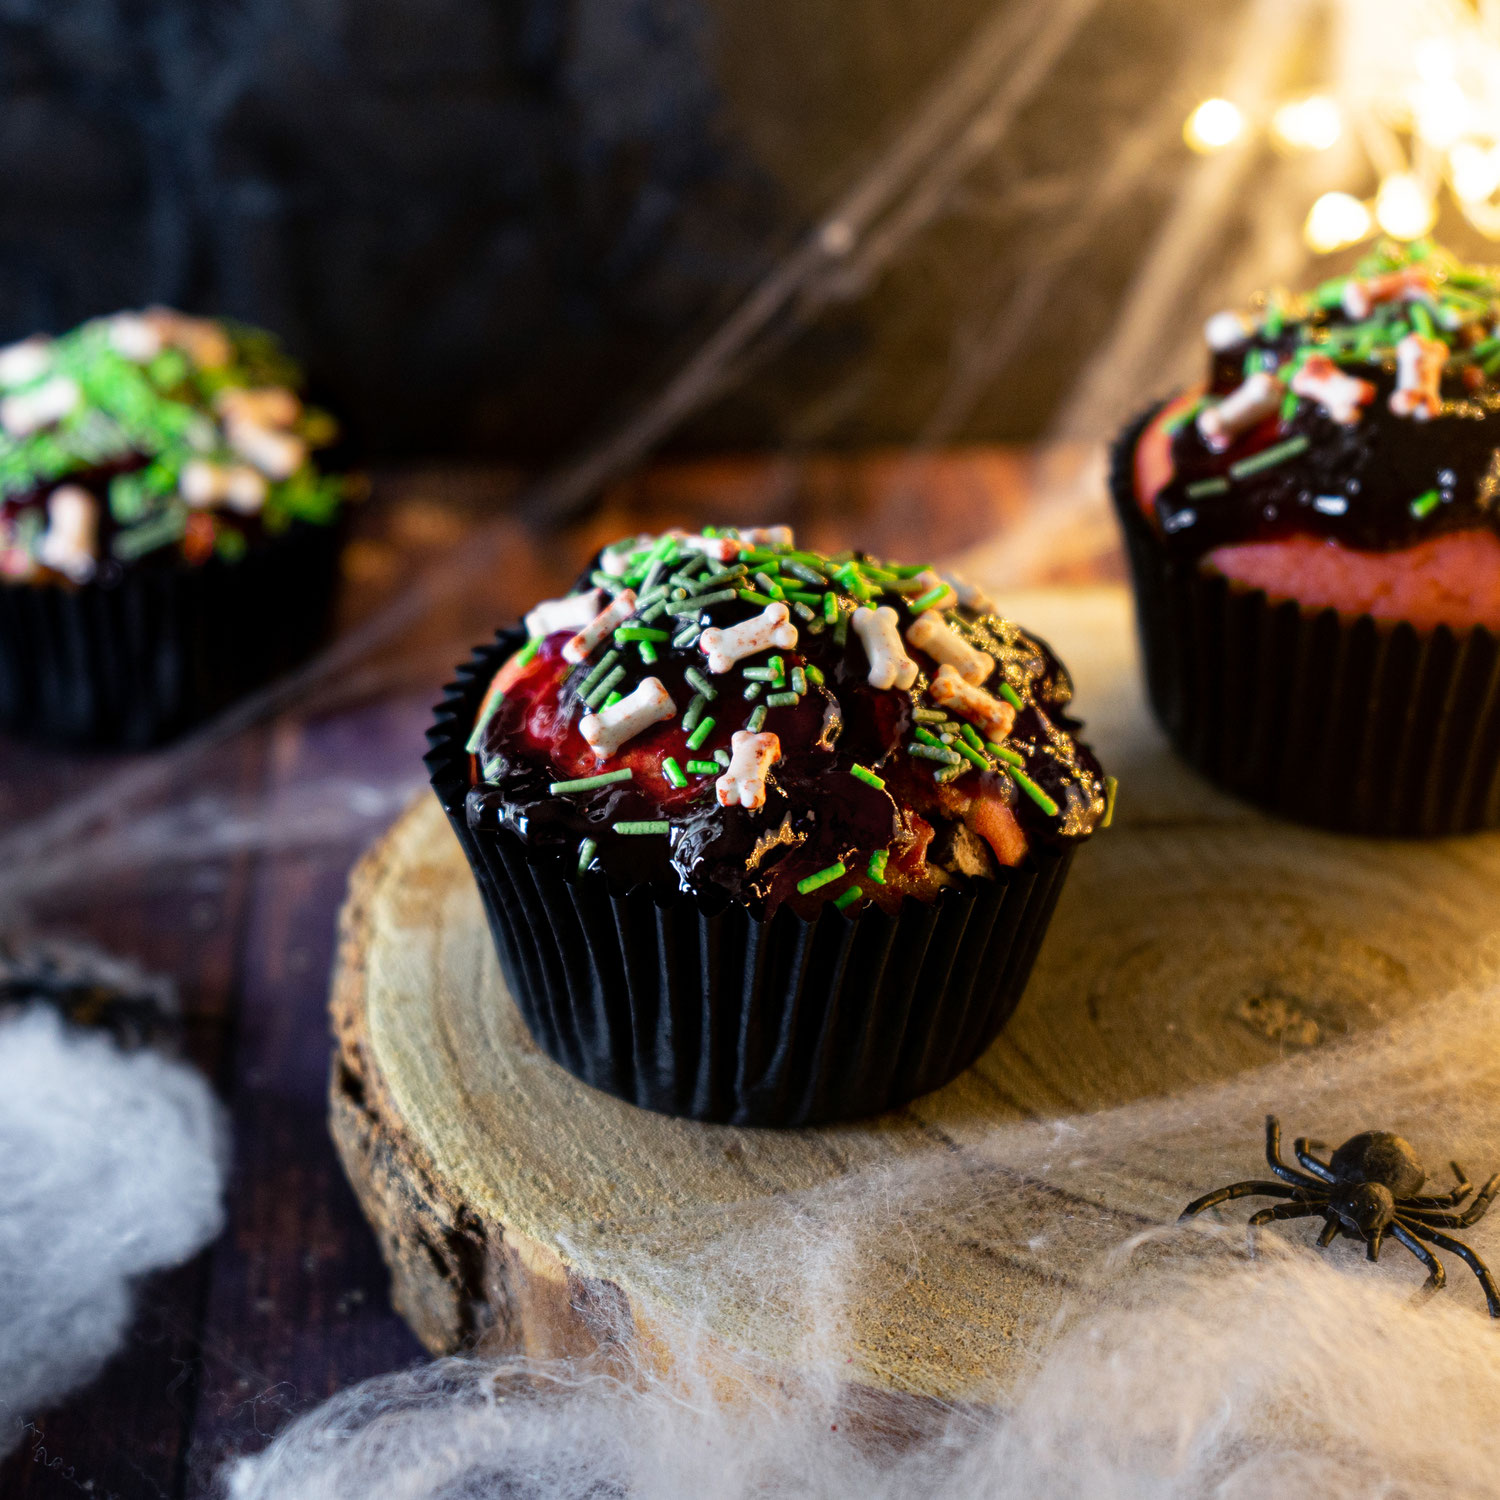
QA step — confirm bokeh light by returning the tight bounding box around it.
[1184,98,1245,154]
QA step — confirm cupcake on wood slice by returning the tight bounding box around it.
[1113,238,1500,836]
[427,526,1113,1127]
[0,309,349,747]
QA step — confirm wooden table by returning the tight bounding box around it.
[0,446,1120,1499]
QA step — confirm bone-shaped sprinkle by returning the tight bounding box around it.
[942,571,996,616]
[0,336,53,388]
[37,485,99,585]
[1390,333,1445,421]
[1196,371,1281,452]
[928,663,1015,742]
[1290,354,1374,425]
[740,524,793,548]
[1203,311,1251,351]
[579,677,675,760]
[851,605,918,691]
[0,375,80,438]
[564,590,638,663]
[525,588,605,641]
[906,612,992,685]
[716,729,780,810]
[180,460,268,514]
[599,533,656,576]
[1341,267,1434,320]
[682,534,742,563]
[699,602,797,673]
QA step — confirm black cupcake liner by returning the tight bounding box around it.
[1110,405,1500,835]
[0,520,341,748]
[426,632,1076,1127]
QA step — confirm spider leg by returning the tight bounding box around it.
[1400,1175,1500,1229]
[1264,1116,1330,1190]
[1317,1216,1340,1248]
[1180,1181,1307,1220]
[1293,1137,1336,1184]
[1403,1220,1500,1319]
[1389,1222,1445,1304]
[1405,1161,1473,1208]
[1247,1202,1326,1229]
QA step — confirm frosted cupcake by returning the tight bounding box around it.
[427,526,1112,1125]
[0,309,346,745]
[1114,240,1500,834]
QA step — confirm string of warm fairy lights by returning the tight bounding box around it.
[1184,0,1500,255]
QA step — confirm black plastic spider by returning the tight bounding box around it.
[1181,1115,1500,1317]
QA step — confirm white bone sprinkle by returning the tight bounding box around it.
[716,729,780,810]
[216,386,302,428]
[0,375,81,437]
[226,419,307,479]
[36,485,99,584]
[1196,371,1282,452]
[1290,354,1375,425]
[740,524,794,548]
[1390,333,1446,421]
[906,612,992,685]
[1341,267,1434,320]
[1203,311,1251,351]
[105,313,163,362]
[0,336,53,388]
[599,533,656,576]
[525,588,606,641]
[563,590,638,663]
[851,605,918,691]
[682,533,741,563]
[929,664,1015,742]
[941,571,996,616]
[180,460,267,513]
[909,569,958,613]
[699,602,798,674]
[579,677,675,760]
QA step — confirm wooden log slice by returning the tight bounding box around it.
[329,587,1500,1402]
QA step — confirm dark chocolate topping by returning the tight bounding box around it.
[466,531,1109,917]
[1153,241,1500,558]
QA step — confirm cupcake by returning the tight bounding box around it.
[0,308,347,746]
[1113,239,1500,835]
[427,527,1112,1126]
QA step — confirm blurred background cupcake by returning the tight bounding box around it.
[0,309,347,746]
[1114,240,1500,836]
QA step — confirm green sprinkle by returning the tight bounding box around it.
[638,599,669,625]
[686,715,716,750]
[673,624,702,649]
[576,838,599,877]
[1410,301,1436,339]
[1278,388,1300,424]
[839,567,873,604]
[783,561,827,586]
[908,583,949,614]
[952,739,990,771]
[833,886,864,913]
[913,726,946,749]
[934,762,967,784]
[747,705,767,732]
[1313,277,1348,309]
[849,764,885,790]
[516,637,543,667]
[834,610,849,647]
[615,820,671,836]
[792,601,818,622]
[743,682,763,700]
[913,707,948,724]
[603,691,623,708]
[549,769,634,795]
[957,722,985,753]
[1102,775,1118,829]
[909,743,962,764]
[614,625,669,643]
[989,743,1025,768]
[766,691,799,708]
[638,641,658,665]
[742,666,777,681]
[1262,303,1284,339]
[738,589,777,607]
[713,748,731,767]
[577,649,621,697]
[1010,768,1059,816]
[796,861,847,895]
[790,666,807,696]
[590,570,629,593]
[823,591,840,624]
[672,589,738,615]
[1185,477,1229,499]
[754,572,785,600]
[465,689,504,755]
[805,663,825,687]
[1469,336,1500,362]
[1410,489,1441,518]
[998,682,1024,712]
[684,667,716,699]
[682,693,708,734]
[582,664,625,708]
[867,849,889,884]
[662,757,688,789]
[686,759,719,775]
[768,655,785,685]
[1228,435,1310,480]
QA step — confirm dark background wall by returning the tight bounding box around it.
[0,0,1244,463]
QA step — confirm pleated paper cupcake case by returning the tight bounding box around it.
[0,520,341,748]
[427,633,1075,1127]
[1111,405,1500,835]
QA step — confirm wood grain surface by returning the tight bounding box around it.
[330,587,1500,1403]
